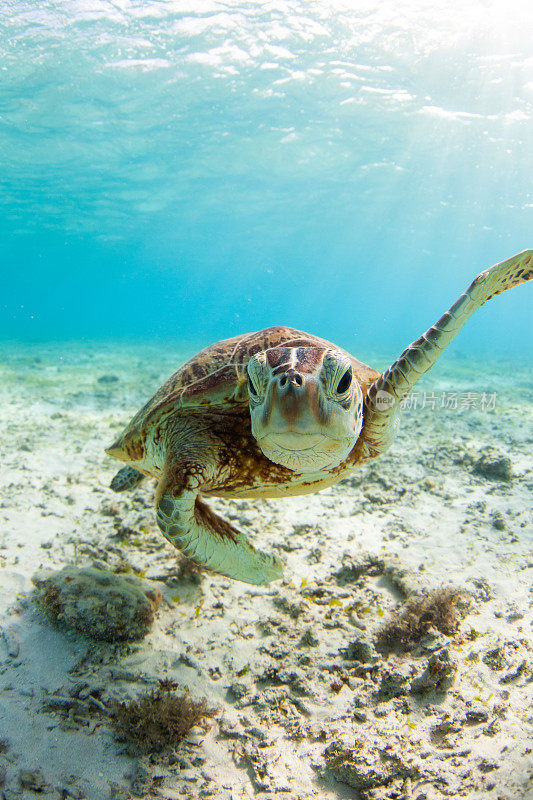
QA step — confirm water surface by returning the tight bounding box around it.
[1,0,531,358]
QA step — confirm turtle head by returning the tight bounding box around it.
[247,347,363,472]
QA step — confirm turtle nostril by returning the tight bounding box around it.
[278,370,304,389]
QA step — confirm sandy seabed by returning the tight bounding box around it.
[0,341,531,800]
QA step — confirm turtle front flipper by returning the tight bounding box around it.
[110,466,146,493]
[359,249,533,459]
[156,488,284,586]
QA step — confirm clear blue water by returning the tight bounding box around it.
[1,0,532,357]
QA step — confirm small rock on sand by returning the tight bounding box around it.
[324,735,421,791]
[410,648,457,695]
[32,566,162,642]
[473,449,512,481]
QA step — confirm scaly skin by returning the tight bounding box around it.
[110,465,145,492]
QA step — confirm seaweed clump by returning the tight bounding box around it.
[377,587,466,652]
[111,685,216,752]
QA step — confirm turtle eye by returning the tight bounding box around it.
[247,373,259,398]
[336,367,352,395]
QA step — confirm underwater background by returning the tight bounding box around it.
[1,5,533,799]
[1,0,532,358]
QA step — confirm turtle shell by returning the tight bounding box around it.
[106,326,380,463]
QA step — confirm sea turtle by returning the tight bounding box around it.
[107,250,532,585]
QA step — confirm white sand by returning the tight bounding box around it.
[0,342,531,800]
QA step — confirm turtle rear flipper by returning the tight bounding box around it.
[110,466,145,493]
[360,249,533,459]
